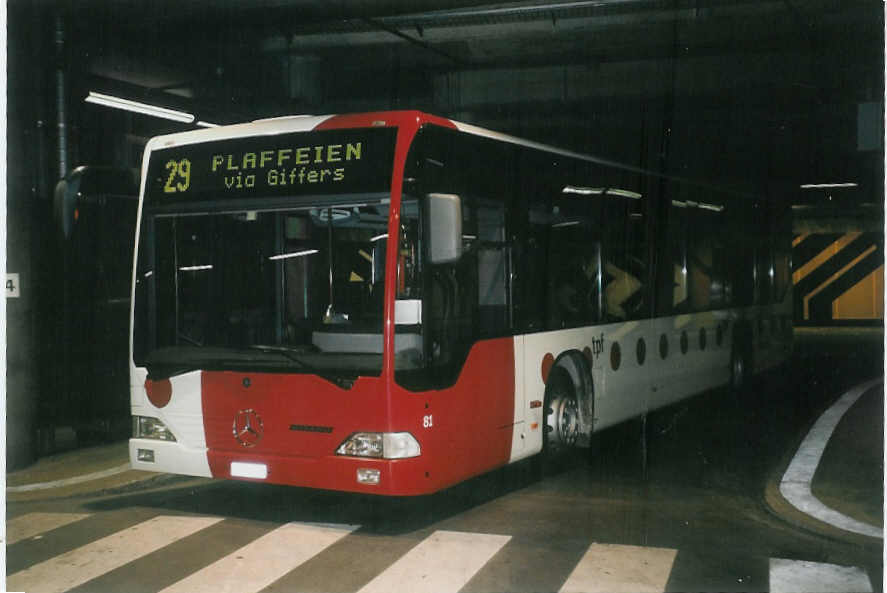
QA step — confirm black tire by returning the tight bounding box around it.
[730,337,750,393]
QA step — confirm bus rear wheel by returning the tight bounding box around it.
[730,341,749,392]
[543,367,580,457]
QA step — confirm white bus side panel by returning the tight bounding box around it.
[508,336,528,462]
[130,369,212,477]
[644,313,732,413]
[517,313,740,455]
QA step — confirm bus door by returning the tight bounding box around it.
[598,183,652,425]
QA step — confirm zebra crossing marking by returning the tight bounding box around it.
[357,530,511,593]
[769,558,873,593]
[6,512,92,545]
[4,513,876,593]
[157,522,358,593]
[6,515,222,593]
[560,542,678,593]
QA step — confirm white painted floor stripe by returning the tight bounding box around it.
[560,542,678,593]
[6,515,222,593]
[780,377,883,538]
[357,530,511,593]
[769,558,873,593]
[158,522,359,593]
[6,463,132,492]
[6,512,92,545]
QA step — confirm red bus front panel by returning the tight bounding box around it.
[200,336,515,496]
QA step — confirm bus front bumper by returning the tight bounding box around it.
[129,438,212,477]
[206,449,436,496]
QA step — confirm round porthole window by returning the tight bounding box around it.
[659,334,668,359]
[699,327,707,351]
[610,342,621,371]
[680,331,689,354]
[636,338,646,365]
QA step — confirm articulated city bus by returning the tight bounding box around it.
[129,110,791,495]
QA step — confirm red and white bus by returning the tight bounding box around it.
[129,110,791,495]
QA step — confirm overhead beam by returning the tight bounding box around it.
[361,17,469,66]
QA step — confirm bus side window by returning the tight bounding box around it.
[476,201,509,336]
[772,248,790,303]
[426,194,477,379]
[547,192,601,329]
[756,245,773,305]
[516,202,549,331]
[656,188,688,316]
[602,185,649,321]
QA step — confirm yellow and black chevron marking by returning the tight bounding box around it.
[792,232,884,322]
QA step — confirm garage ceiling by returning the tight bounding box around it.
[17,0,887,199]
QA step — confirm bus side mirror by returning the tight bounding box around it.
[54,174,82,240]
[426,193,462,264]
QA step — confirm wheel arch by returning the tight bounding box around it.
[730,319,755,389]
[550,349,595,447]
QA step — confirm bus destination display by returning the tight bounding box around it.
[145,127,397,205]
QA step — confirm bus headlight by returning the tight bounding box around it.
[133,416,177,442]
[336,432,420,459]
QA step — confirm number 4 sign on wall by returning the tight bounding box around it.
[6,273,20,298]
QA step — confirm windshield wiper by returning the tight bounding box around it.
[247,344,356,389]
[143,345,357,388]
[247,344,315,368]
[145,345,312,380]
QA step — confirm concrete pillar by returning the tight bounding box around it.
[7,4,54,468]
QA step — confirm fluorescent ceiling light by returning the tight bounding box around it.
[370,234,388,242]
[697,202,724,212]
[563,186,642,199]
[608,189,643,200]
[196,120,220,128]
[85,91,195,124]
[800,183,858,189]
[179,264,213,271]
[552,220,581,228]
[268,249,319,261]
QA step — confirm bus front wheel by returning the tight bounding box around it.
[543,367,580,457]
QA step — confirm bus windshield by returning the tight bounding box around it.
[132,202,390,379]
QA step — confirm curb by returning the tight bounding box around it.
[763,378,883,547]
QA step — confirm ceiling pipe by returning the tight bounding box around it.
[55,12,67,179]
[373,0,655,26]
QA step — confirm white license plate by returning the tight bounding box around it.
[230,462,268,479]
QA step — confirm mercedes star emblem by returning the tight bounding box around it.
[232,408,264,447]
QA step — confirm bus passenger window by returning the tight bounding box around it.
[688,241,713,311]
[661,197,688,315]
[756,247,773,304]
[772,249,790,303]
[477,201,508,336]
[604,259,645,320]
[424,195,477,380]
[601,186,649,321]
